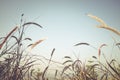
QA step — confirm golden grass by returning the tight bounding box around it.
[30,38,46,49]
[87,14,120,36]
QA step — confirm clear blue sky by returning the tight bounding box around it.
[0,0,120,61]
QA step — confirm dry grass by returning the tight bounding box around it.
[30,38,46,50]
[87,14,120,36]
[0,15,44,80]
[0,14,120,80]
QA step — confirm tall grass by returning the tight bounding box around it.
[0,15,43,80]
[57,14,120,80]
[0,14,120,80]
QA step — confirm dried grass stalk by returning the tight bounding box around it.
[87,14,107,26]
[88,14,120,36]
[30,38,46,49]
[97,25,120,36]
[98,44,107,59]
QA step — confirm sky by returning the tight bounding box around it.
[0,0,120,62]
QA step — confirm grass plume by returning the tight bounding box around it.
[87,14,120,36]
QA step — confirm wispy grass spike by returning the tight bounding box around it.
[87,14,107,26]
[97,25,120,36]
[30,38,46,49]
[74,42,90,46]
[51,48,55,57]
[98,44,107,60]
[88,14,120,36]
[23,22,43,28]
[24,38,32,41]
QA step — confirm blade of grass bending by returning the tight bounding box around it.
[63,60,73,65]
[24,37,32,41]
[97,25,120,36]
[11,36,19,44]
[74,42,90,46]
[61,64,72,76]
[23,22,43,28]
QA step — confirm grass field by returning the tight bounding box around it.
[0,14,120,80]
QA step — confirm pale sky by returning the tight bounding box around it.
[0,0,120,62]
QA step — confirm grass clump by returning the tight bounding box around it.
[0,14,43,80]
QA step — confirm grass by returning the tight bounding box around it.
[0,14,120,80]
